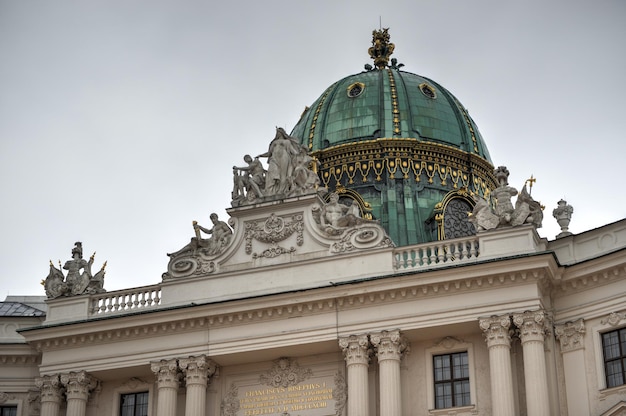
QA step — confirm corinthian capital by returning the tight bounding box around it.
[35,375,64,404]
[554,319,585,353]
[479,315,512,348]
[151,359,181,389]
[370,330,410,361]
[60,371,99,401]
[339,334,371,366]
[179,355,218,386]
[513,310,548,344]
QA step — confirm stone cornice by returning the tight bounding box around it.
[25,257,556,352]
[0,354,39,365]
[552,249,626,294]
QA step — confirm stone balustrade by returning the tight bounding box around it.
[90,285,161,315]
[393,235,479,270]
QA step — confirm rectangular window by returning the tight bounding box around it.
[0,406,17,416]
[120,392,149,416]
[602,328,626,388]
[433,351,471,409]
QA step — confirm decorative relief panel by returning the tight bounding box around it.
[244,214,304,259]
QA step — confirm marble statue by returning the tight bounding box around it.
[291,146,320,195]
[492,166,518,223]
[232,154,266,202]
[468,166,544,232]
[257,127,302,196]
[168,213,232,258]
[43,242,107,299]
[468,195,500,232]
[231,128,323,207]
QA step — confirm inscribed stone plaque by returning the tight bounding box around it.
[221,357,345,416]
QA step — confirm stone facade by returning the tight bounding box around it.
[2,192,625,415]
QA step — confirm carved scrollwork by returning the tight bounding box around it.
[245,214,304,257]
[259,357,313,388]
[221,383,240,416]
[165,255,216,279]
[330,225,394,253]
[333,372,347,416]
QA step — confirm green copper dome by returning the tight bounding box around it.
[291,29,497,246]
[291,69,492,162]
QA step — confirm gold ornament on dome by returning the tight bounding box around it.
[368,28,395,70]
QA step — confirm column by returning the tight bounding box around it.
[179,355,218,416]
[35,375,63,416]
[151,359,181,416]
[513,310,550,416]
[60,371,99,416]
[338,334,370,416]
[479,315,516,416]
[555,319,589,416]
[370,330,409,416]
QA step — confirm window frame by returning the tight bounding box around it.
[111,378,153,416]
[425,338,476,413]
[0,399,21,416]
[432,351,471,409]
[0,406,18,416]
[600,327,626,389]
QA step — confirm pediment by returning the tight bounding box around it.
[163,193,393,280]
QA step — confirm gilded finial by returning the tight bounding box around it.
[368,28,395,70]
[525,175,536,195]
[90,252,96,261]
[101,261,107,272]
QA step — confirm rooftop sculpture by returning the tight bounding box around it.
[231,127,323,207]
[469,166,544,232]
[42,242,106,299]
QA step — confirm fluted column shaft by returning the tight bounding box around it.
[35,375,63,416]
[151,359,181,416]
[339,334,370,416]
[479,315,516,416]
[513,310,551,416]
[61,371,98,416]
[555,319,589,416]
[180,355,218,416]
[371,330,409,416]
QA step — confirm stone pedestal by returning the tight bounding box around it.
[35,375,63,416]
[513,310,551,416]
[479,315,516,416]
[60,371,98,416]
[339,334,370,416]
[370,330,409,416]
[555,319,589,416]
[151,359,181,416]
[179,355,218,416]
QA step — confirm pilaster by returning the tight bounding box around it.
[370,330,409,416]
[479,315,516,416]
[555,319,589,416]
[339,334,370,416]
[35,375,63,416]
[513,310,551,416]
[151,359,181,416]
[179,355,218,416]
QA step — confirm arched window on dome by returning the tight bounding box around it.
[434,189,476,240]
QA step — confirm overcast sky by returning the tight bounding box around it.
[1,0,624,297]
